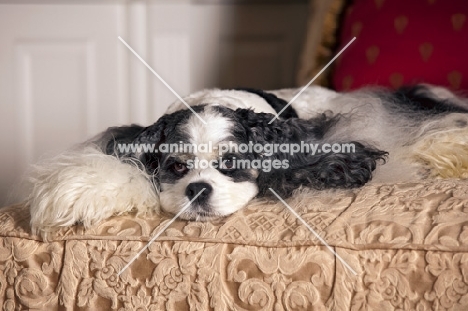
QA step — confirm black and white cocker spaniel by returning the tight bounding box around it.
[27,84,468,237]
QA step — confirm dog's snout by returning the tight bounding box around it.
[185,182,212,203]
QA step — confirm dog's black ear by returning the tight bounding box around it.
[101,106,204,176]
[231,109,388,197]
[304,142,388,190]
[99,124,147,157]
[98,118,169,176]
[234,108,339,145]
[134,117,174,176]
[257,142,388,198]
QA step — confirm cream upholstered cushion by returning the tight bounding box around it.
[1,178,468,310]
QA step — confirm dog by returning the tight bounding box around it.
[27,84,468,237]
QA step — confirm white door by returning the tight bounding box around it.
[0,1,307,205]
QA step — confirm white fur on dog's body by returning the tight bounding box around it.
[167,89,277,115]
[27,85,468,238]
[28,146,159,238]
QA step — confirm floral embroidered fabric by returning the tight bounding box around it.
[1,179,468,310]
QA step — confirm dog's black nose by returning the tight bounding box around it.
[185,182,212,204]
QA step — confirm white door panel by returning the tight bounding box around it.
[0,4,127,204]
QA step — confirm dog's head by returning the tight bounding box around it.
[102,105,387,220]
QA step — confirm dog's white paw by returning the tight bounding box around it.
[27,146,159,239]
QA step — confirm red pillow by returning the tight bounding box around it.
[332,0,468,92]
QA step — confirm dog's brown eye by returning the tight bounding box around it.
[220,158,235,170]
[173,162,188,173]
[224,159,234,169]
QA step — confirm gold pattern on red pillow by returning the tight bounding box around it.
[452,13,466,31]
[332,0,468,91]
[351,21,363,37]
[366,46,380,65]
[448,71,462,90]
[374,0,385,9]
[394,15,409,34]
[389,73,404,89]
[342,75,354,90]
[419,43,433,62]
